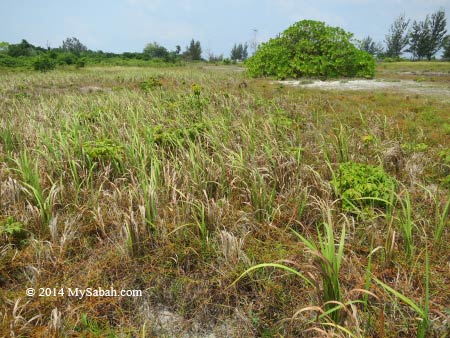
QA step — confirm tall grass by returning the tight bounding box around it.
[292,206,346,323]
[13,151,57,229]
[233,203,347,324]
[374,245,430,338]
[397,190,414,261]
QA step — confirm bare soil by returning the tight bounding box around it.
[277,79,450,98]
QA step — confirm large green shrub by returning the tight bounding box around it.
[33,56,55,72]
[246,20,375,79]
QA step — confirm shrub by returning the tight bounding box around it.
[57,53,75,65]
[33,56,55,72]
[246,20,376,79]
[152,123,207,148]
[82,139,124,173]
[139,76,162,90]
[332,162,395,212]
[75,58,86,68]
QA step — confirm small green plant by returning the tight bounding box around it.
[75,313,107,336]
[152,123,207,148]
[292,211,346,323]
[438,148,450,165]
[402,142,428,152]
[0,216,27,247]
[82,139,124,173]
[362,134,375,144]
[442,123,450,136]
[332,162,396,212]
[192,83,202,96]
[76,109,102,124]
[333,125,350,163]
[139,76,162,90]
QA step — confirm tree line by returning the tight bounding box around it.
[360,9,450,60]
[1,9,450,71]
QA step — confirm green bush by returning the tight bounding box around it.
[332,162,395,212]
[246,20,375,79]
[33,56,55,72]
[139,76,162,90]
[82,139,123,173]
[0,54,29,68]
[152,122,207,148]
[75,57,86,68]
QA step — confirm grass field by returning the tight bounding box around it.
[1,63,449,337]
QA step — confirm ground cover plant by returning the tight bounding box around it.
[0,62,449,337]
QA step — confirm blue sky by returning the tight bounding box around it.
[1,0,449,56]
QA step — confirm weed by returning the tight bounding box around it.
[82,138,124,174]
[139,76,162,90]
[0,216,28,247]
[332,162,396,212]
[402,142,428,152]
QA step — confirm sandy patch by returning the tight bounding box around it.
[278,79,450,97]
[79,86,111,94]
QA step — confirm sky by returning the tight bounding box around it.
[1,0,449,57]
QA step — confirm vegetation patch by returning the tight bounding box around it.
[246,20,376,79]
[82,139,124,173]
[0,216,28,247]
[332,162,396,212]
[152,122,207,148]
[139,76,163,91]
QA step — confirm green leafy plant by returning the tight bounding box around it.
[82,139,124,173]
[332,162,396,212]
[152,123,207,148]
[0,216,27,247]
[246,20,375,79]
[76,109,102,124]
[33,56,55,72]
[401,142,428,152]
[139,76,162,90]
[191,83,202,96]
[439,148,450,165]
